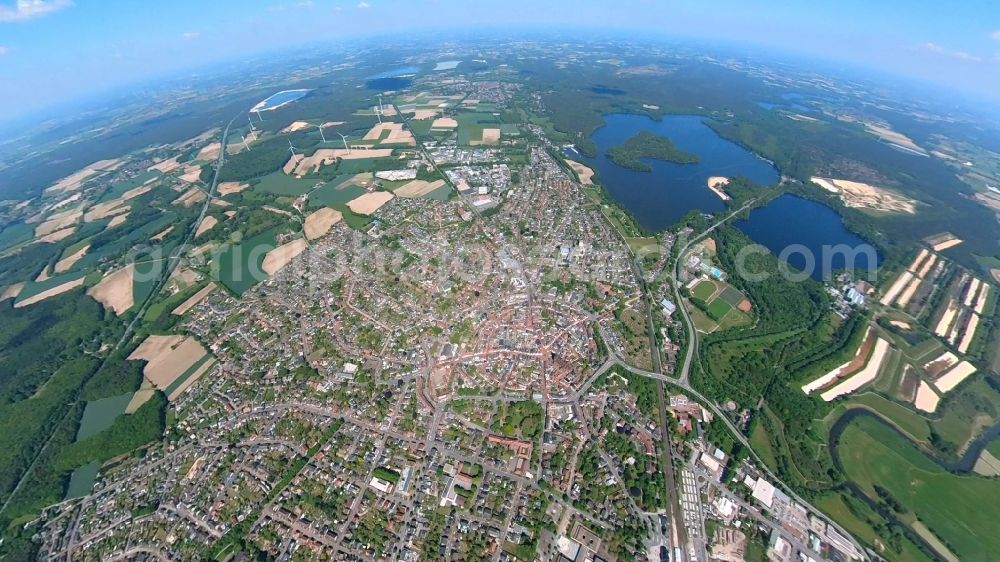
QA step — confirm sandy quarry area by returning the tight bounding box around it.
[566,160,594,186]
[706,177,732,201]
[820,337,890,401]
[87,264,135,316]
[974,284,991,315]
[282,121,313,133]
[1,283,25,301]
[363,122,416,146]
[217,182,248,196]
[802,328,874,394]
[54,244,90,273]
[934,361,977,393]
[924,351,959,377]
[431,117,458,128]
[174,187,206,207]
[347,191,394,215]
[932,237,963,251]
[38,226,77,244]
[889,320,912,330]
[148,156,181,174]
[880,271,914,305]
[895,275,923,308]
[195,142,221,162]
[958,313,981,354]
[478,128,501,146]
[128,335,208,392]
[45,159,122,194]
[907,248,929,273]
[35,268,50,283]
[107,213,130,229]
[195,216,218,237]
[262,238,308,275]
[172,282,217,316]
[321,121,345,128]
[934,300,959,337]
[179,165,203,184]
[916,253,937,278]
[914,381,940,413]
[963,278,982,306]
[394,179,445,198]
[304,208,343,240]
[810,177,917,214]
[14,277,85,308]
[151,226,174,242]
[286,148,393,176]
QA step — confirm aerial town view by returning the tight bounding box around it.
[1,1,999,561]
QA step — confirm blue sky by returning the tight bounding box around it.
[1,0,999,119]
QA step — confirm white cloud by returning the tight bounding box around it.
[0,46,9,56]
[921,42,982,63]
[357,1,369,8]
[0,0,73,23]
[182,31,200,40]
[992,30,1000,41]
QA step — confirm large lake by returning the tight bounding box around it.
[736,194,881,281]
[568,114,778,230]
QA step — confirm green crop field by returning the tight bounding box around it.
[456,112,499,145]
[308,184,367,208]
[214,227,281,295]
[839,392,931,443]
[14,272,86,304]
[253,171,321,196]
[0,222,34,253]
[838,416,1000,562]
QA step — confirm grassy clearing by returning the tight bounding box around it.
[838,393,931,443]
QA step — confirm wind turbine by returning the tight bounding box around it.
[338,133,351,155]
[240,134,250,152]
[377,94,384,114]
[254,110,263,122]
[248,116,256,132]
[375,107,382,124]
[317,123,327,143]
[288,140,302,162]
